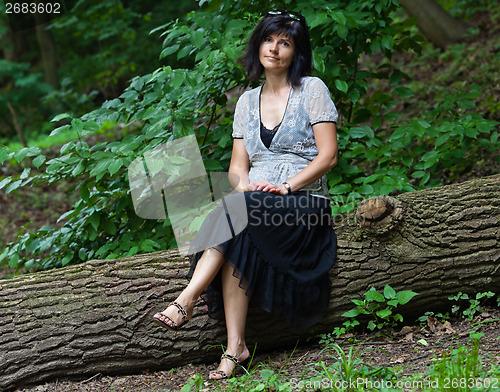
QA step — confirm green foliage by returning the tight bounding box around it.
[425,331,494,392]
[0,60,53,141]
[176,333,499,392]
[309,343,399,390]
[0,0,424,271]
[1,0,498,272]
[180,373,204,392]
[438,0,490,20]
[331,83,499,214]
[342,285,419,331]
[417,311,450,327]
[448,291,496,321]
[0,0,197,143]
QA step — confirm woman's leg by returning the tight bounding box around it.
[209,262,250,379]
[154,248,225,327]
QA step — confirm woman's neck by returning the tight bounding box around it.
[262,72,290,95]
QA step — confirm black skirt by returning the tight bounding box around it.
[188,190,337,328]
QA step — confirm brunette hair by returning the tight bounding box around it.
[239,11,312,87]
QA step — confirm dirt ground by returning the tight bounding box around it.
[11,307,499,392]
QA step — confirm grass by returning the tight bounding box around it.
[177,331,499,391]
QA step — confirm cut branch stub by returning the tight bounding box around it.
[356,195,404,234]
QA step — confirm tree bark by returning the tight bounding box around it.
[34,13,59,89]
[0,175,499,391]
[399,0,470,48]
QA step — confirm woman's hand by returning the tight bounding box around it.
[245,180,286,194]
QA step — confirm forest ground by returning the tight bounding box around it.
[11,307,500,392]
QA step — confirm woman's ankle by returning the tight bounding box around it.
[226,341,249,360]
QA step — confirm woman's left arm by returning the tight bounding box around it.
[277,122,338,194]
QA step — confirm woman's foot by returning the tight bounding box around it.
[209,346,250,380]
[153,300,194,332]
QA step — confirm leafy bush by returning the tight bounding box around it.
[341,285,418,331]
[0,0,425,271]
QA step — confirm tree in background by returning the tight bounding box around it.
[399,0,470,48]
[0,0,196,143]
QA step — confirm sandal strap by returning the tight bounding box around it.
[221,353,240,365]
[169,301,188,321]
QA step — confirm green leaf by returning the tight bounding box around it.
[89,159,111,181]
[349,125,374,139]
[383,284,396,299]
[80,184,90,201]
[90,212,100,231]
[5,180,22,194]
[9,252,19,269]
[336,24,348,39]
[172,71,186,88]
[0,177,12,190]
[330,183,351,194]
[312,50,325,74]
[376,309,392,319]
[76,141,90,158]
[365,289,385,303]
[421,150,439,169]
[0,247,9,263]
[0,146,11,164]
[160,44,181,59]
[393,86,414,98]
[20,168,31,180]
[61,252,74,266]
[103,220,117,235]
[342,308,360,318]
[14,147,41,163]
[335,79,348,94]
[140,239,159,252]
[387,299,399,307]
[50,124,71,137]
[328,10,346,25]
[357,184,374,195]
[78,248,87,261]
[32,155,46,169]
[417,338,428,346]
[72,160,86,176]
[51,113,72,122]
[190,30,204,48]
[108,159,124,176]
[381,35,393,50]
[396,290,418,305]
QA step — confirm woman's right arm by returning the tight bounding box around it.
[228,139,250,192]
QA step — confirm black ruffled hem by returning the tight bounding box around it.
[188,191,337,328]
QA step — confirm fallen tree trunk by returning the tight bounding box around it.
[1,175,499,390]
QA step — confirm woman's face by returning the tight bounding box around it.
[259,31,295,73]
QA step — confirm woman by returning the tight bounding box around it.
[153,10,338,380]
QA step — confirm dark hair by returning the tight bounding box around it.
[239,11,312,87]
